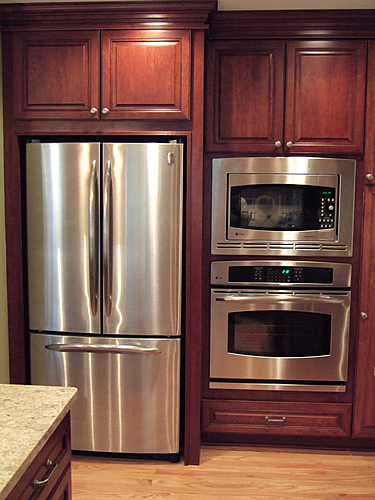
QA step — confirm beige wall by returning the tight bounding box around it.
[0,37,9,384]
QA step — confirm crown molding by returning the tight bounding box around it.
[208,9,375,38]
[0,1,217,31]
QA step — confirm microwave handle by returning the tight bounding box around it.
[216,295,345,304]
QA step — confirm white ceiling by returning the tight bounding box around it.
[0,0,374,7]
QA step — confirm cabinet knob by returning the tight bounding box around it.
[102,108,110,116]
[286,141,293,149]
[274,141,282,148]
[90,107,98,115]
[366,173,374,181]
[361,312,368,320]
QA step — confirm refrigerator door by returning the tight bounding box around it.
[30,333,181,454]
[103,143,183,336]
[26,143,101,334]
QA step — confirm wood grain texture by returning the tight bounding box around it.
[71,445,375,499]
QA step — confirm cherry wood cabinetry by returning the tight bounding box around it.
[353,41,375,439]
[202,400,352,438]
[13,29,190,121]
[7,413,72,500]
[202,10,375,453]
[206,39,366,154]
[1,1,216,467]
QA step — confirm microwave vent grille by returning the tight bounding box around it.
[214,242,349,255]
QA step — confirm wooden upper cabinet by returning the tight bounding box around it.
[13,31,100,120]
[101,30,191,120]
[205,39,366,154]
[285,40,366,154]
[205,40,285,153]
[12,29,191,121]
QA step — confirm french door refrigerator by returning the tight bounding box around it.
[27,142,183,458]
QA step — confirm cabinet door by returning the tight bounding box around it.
[205,40,285,153]
[353,41,375,439]
[101,30,191,120]
[353,186,375,438]
[13,31,100,120]
[284,40,366,154]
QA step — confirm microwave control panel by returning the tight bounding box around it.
[319,190,335,228]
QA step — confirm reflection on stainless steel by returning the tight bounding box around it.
[27,142,183,456]
[210,261,351,391]
[211,156,356,256]
[31,335,180,454]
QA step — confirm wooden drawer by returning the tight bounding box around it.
[8,413,71,499]
[202,400,352,438]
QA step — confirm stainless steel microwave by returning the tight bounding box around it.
[211,157,356,257]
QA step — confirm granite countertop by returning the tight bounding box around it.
[0,384,78,499]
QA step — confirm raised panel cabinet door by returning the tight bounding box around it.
[205,40,285,153]
[284,40,366,154]
[13,31,100,120]
[101,30,191,120]
[353,41,375,439]
[353,187,375,438]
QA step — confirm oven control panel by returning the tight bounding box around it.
[230,265,332,284]
[211,261,352,288]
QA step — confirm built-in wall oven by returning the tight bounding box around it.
[210,261,351,392]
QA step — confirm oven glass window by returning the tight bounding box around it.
[230,184,335,231]
[228,311,331,357]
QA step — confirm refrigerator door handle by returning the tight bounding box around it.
[45,344,161,354]
[103,160,113,317]
[89,160,99,317]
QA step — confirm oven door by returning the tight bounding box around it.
[210,289,350,391]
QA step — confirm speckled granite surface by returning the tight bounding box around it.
[0,384,78,499]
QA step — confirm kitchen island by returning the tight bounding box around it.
[0,384,77,499]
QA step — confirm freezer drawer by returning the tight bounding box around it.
[30,334,181,454]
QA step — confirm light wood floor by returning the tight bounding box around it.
[72,444,375,499]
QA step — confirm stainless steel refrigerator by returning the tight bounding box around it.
[27,142,183,458]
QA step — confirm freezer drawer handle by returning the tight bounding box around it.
[46,343,161,354]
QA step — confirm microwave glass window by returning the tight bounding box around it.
[228,311,331,358]
[229,184,336,231]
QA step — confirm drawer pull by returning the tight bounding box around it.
[265,416,286,423]
[33,459,58,489]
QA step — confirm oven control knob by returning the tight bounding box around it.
[361,312,368,319]
[328,205,334,211]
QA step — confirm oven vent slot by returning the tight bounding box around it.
[242,243,269,249]
[216,242,243,249]
[294,244,321,250]
[268,244,295,250]
[321,244,348,251]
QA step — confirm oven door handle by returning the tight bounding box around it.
[216,295,346,304]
